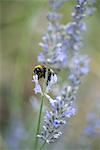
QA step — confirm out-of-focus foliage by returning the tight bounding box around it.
[0,0,100,150]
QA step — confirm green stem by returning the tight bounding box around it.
[34,94,44,150]
[34,66,49,150]
[39,141,46,150]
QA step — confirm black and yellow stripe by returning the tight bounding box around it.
[33,65,55,84]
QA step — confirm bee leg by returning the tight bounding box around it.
[46,72,52,85]
[46,80,49,86]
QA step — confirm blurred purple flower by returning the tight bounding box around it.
[62,107,76,118]
[37,53,45,63]
[84,112,100,138]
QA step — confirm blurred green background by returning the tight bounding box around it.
[0,0,100,150]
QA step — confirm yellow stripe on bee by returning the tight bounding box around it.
[35,65,43,69]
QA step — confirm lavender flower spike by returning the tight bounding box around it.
[32,0,96,148]
[38,93,76,143]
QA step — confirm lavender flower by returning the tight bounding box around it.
[37,1,68,69]
[32,0,96,148]
[49,0,67,10]
[64,0,96,90]
[32,75,42,94]
[38,92,76,143]
[68,55,89,88]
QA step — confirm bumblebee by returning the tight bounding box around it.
[33,65,55,84]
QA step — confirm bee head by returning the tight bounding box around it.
[33,65,46,80]
[34,67,41,75]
